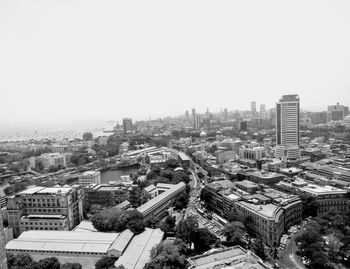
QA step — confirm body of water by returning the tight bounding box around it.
[101,167,139,184]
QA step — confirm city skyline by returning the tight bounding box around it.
[1,0,350,126]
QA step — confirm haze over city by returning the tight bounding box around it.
[1,0,350,130]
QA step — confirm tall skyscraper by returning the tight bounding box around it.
[194,114,201,129]
[185,110,189,120]
[251,101,256,115]
[123,118,133,134]
[192,108,196,123]
[275,94,300,160]
[223,108,228,122]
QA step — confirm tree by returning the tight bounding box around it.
[144,240,188,269]
[243,215,254,235]
[91,208,127,232]
[34,257,61,269]
[126,210,145,234]
[128,186,141,208]
[95,257,117,269]
[193,228,217,254]
[48,165,59,173]
[61,263,82,269]
[7,253,35,269]
[252,237,266,260]
[83,132,93,141]
[174,193,189,210]
[300,194,319,218]
[223,221,246,246]
[160,215,176,234]
[176,216,199,248]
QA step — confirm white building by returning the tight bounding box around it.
[239,146,265,161]
[276,94,301,160]
[79,171,101,187]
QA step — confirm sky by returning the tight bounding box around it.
[1,0,350,128]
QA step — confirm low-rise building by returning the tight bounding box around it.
[247,170,284,185]
[239,146,265,161]
[202,180,301,246]
[187,246,270,269]
[276,179,349,215]
[216,150,236,164]
[79,171,101,187]
[137,182,186,221]
[84,184,128,207]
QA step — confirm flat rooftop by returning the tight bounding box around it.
[236,180,258,188]
[187,246,268,269]
[300,184,346,195]
[19,186,72,195]
[238,201,278,218]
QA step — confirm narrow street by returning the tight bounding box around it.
[277,231,306,269]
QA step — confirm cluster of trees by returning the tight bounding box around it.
[94,257,125,269]
[91,208,145,234]
[222,220,266,260]
[4,182,28,196]
[128,186,151,208]
[145,216,219,268]
[92,136,124,158]
[146,164,190,186]
[300,193,319,218]
[296,210,350,268]
[7,254,81,269]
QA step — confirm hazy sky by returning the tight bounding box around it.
[1,0,350,127]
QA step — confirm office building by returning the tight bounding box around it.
[192,108,196,123]
[123,118,133,134]
[187,246,270,269]
[7,186,83,237]
[194,114,201,129]
[276,94,300,160]
[251,101,256,115]
[84,184,128,207]
[328,103,349,121]
[185,110,189,120]
[202,180,301,246]
[276,179,349,215]
[216,150,236,164]
[239,146,265,161]
[137,182,186,221]
[29,153,67,169]
[79,170,101,187]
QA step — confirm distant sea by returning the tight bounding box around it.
[0,120,116,142]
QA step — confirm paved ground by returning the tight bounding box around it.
[277,230,306,269]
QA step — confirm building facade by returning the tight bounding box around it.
[84,184,128,207]
[7,186,83,237]
[79,171,101,187]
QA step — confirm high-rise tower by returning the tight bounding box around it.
[275,94,300,160]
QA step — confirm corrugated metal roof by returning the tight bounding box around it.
[114,228,164,269]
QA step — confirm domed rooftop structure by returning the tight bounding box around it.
[200,131,207,137]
